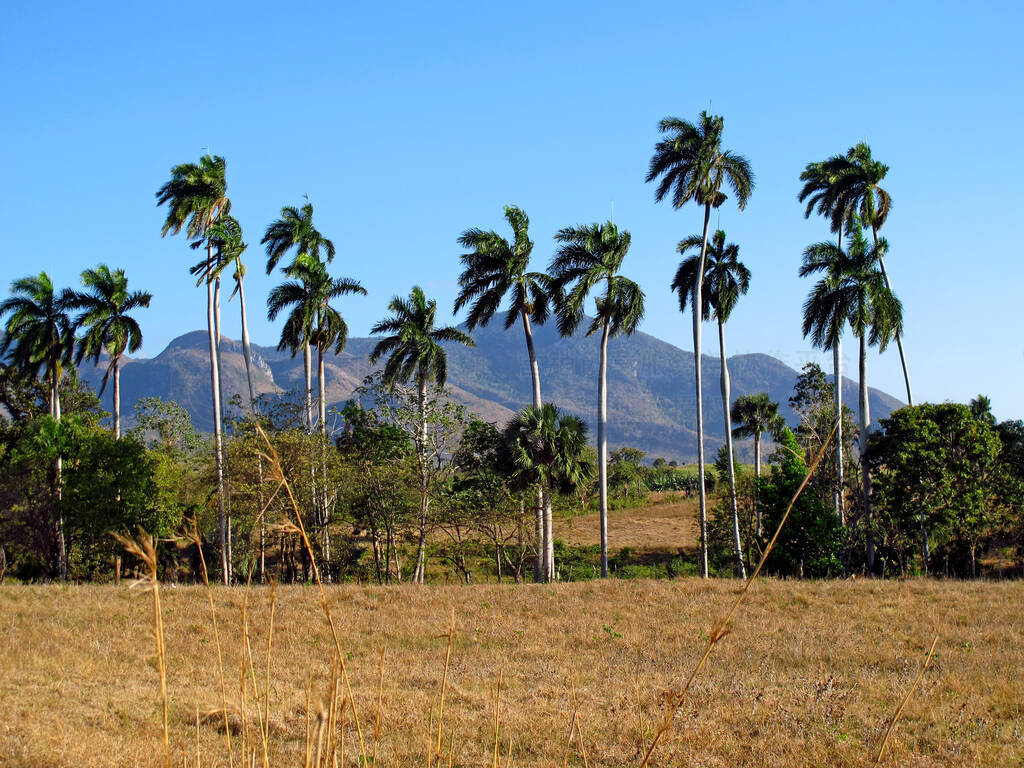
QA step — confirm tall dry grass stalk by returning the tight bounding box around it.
[639,417,841,768]
[254,424,368,765]
[874,633,940,764]
[112,529,170,768]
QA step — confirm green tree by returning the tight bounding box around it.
[68,265,151,438]
[802,219,902,569]
[731,392,785,535]
[0,272,76,577]
[673,229,750,577]
[155,153,232,583]
[502,403,594,581]
[262,201,336,429]
[646,111,754,578]
[551,221,644,578]
[369,286,475,582]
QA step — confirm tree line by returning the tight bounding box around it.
[1,110,1021,583]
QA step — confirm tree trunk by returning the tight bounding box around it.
[719,319,746,579]
[859,333,874,571]
[521,309,547,583]
[206,255,229,585]
[236,267,257,409]
[111,356,121,439]
[318,344,327,436]
[317,344,331,579]
[414,374,429,584]
[543,485,554,582]
[51,363,67,580]
[598,318,610,578]
[871,227,913,406]
[693,204,711,578]
[833,340,845,526]
[753,431,762,536]
[534,488,544,583]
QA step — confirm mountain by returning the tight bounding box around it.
[76,323,903,462]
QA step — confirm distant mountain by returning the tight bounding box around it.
[76,323,903,462]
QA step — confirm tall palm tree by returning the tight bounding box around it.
[673,229,749,577]
[799,151,854,523]
[68,265,151,438]
[830,143,912,405]
[262,202,336,430]
[0,272,76,577]
[646,111,754,578]
[370,286,475,583]
[550,221,645,578]
[802,220,902,568]
[731,392,785,535]
[454,204,551,580]
[156,153,232,583]
[503,403,594,582]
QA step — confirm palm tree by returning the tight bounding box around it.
[550,221,644,578]
[370,286,475,583]
[646,111,754,578]
[673,229,749,577]
[802,219,902,568]
[156,153,232,583]
[831,143,912,405]
[454,204,551,580]
[503,403,594,582]
[731,393,785,535]
[799,151,855,523]
[262,202,336,430]
[0,272,76,577]
[68,265,151,438]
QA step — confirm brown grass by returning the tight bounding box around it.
[1,578,1022,767]
[555,492,700,552]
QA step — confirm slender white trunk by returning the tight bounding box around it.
[318,344,327,437]
[719,319,745,579]
[834,340,845,526]
[753,431,762,536]
[414,375,429,584]
[543,486,554,582]
[236,267,257,409]
[112,357,121,440]
[206,258,229,584]
[598,318,610,578]
[534,487,544,583]
[871,227,913,405]
[303,344,313,430]
[52,365,67,579]
[521,310,547,582]
[693,204,711,578]
[317,344,331,578]
[859,333,874,570]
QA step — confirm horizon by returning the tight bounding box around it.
[2,2,1021,420]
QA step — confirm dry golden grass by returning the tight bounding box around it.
[2,578,1022,767]
[556,492,700,552]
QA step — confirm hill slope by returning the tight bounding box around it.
[77,322,903,461]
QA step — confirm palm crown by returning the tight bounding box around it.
[502,403,593,495]
[370,286,475,390]
[0,272,76,383]
[262,202,336,275]
[155,154,230,242]
[549,222,645,338]
[454,205,550,330]
[798,143,890,235]
[645,111,754,210]
[672,229,750,323]
[731,393,785,442]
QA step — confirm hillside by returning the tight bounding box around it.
[77,322,903,461]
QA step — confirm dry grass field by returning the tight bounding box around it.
[555,492,700,552]
[2,578,1022,768]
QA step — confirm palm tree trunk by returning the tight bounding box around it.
[833,341,845,526]
[543,485,554,582]
[719,319,746,579]
[693,203,711,578]
[871,227,913,405]
[597,317,610,578]
[318,343,327,436]
[236,267,257,409]
[303,344,313,430]
[112,356,121,439]
[213,273,233,582]
[206,255,229,584]
[859,332,874,571]
[51,362,67,580]
[520,309,547,582]
[414,374,429,584]
[753,431,762,536]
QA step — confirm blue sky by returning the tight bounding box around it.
[2,1,1022,419]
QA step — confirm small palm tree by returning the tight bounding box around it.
[156,153,232,583]
[455,204,551,581]
[646,111,754,578]
[550,221,644,578]
[802,219,902,568]
[0,272,76,578]
[68,265,151,438]
[502,403,594,582]
[731,393,785,535]
[370,286,475,583]
[673,229,750,577]
[262,201,336,429]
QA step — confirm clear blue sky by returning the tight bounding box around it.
[2,1,1022,419]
